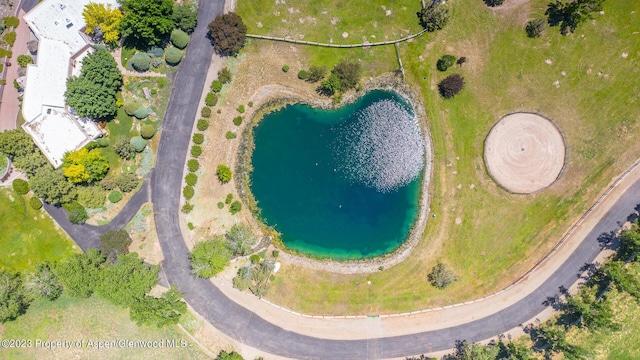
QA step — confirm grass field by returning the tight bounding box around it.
[0,295,209,360]
[234,0,640,314]
[0,188,78,273]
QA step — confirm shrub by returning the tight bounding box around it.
[183,185,194,199]
[205,92,218,106]
[77,186,105,208]
[197,119,209,131]
[201,106,211,118]
[217,202,224,209]
[282,64,289,72]
[116,173,139,192]
[297,70,308,80]
[438,74,465,99]
[165,47,183,65]
[248,101,253,107]
[100,229,132,258]
[170,29,190,49]
[229,201,241,215]
[30,196,43,210]
[130,53,151,72]
[13,178,29,195]
[68,208,88,224]
[233,116,242,126]
[96,137,110,147]
[456,57,467,66]
[140,125,156,139]
[210,80,223,93]
[130,136,147,152]
[218,67,232,83]
[185,173,197,186]
[157,77,166,88]
[249,254,260,264]
[417,2,450,32]
[308,65,327,82]
[188,222,194,230]
[484,0,504,6]
[148,47,164,57]
[333,59,361,90]
[85,141,100,150]
[187,159,199,172]
[225,131,237,139]
[113,137,136,159]
[192,133,204,145]
[123,99,141,116]
[237,105,245,113]
[191,145,202,157]
[216,164,232,183]
[4,16,19,28]
[182,202,194,213]
[436,54,456,72]
[3,31,16,47]
[225,193,233,204]
[428,263,458,289]
[100,177,117,191]
[319,73,341,96]
[132,107,150,119]
[526,18,547,38]
[17,54,32,67]
[108,190,123,203]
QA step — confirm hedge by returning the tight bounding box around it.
[140,125,156,139]
[201,107,211,118]
[192,133,204,145]
[187,159,199,172]
[185,173,197,186]
[205,92,218,106]
[108,190,122,203]
[183,185,194,199]
[165,47,183,65]
[130,52,151,72]
[130,136,147,152]
[191,145,202,157]
[30,196,43,210]
[197,119,209,131]
[132,106,150,119]
[170,29,190,49]
[12,178,29,195]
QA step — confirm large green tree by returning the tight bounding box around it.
[417,2,450,32]
[24,263,62,301]
[62,148,110,184]
[0,270,30,323]
[100,229,133,259]
[120,0,174,46]
[546,0,604,35]
[173,1,197,33]
[95,253,159,307]
[225,224,257,256]
[189,236,232,278]
[129,286,186,327]
[207,12,247,55]
[53,249,105,298]
[64,49,122,119]
[0,129,37,160]
[29,167,75,205]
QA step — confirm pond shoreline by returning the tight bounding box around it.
[235,74,433,274]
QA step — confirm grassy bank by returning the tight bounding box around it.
[0,188,78,272]
[230,0,640,314]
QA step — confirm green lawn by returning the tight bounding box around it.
[237,0,640,314]
[0,188,78,273]
[0,295,209,360]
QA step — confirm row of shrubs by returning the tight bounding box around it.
[129,29,189,72]
[182,118,208,214]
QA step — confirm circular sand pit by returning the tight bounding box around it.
[484,112,566,194]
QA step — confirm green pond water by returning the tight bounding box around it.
[250,90,424,260]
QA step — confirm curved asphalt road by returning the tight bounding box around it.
[42,0,640,358]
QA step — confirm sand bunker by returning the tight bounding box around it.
[484,112,566,194]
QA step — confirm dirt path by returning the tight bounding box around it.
[0,9,29,130]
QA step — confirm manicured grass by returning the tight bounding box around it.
[0,295,209,360]
[237,0,423,44]
[121,46,136,67]
[0,188,78,272]
[238,0,640,314]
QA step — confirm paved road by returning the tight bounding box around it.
[44,0,640,358]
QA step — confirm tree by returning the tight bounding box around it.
[62,148,110,184]
[216,164,232,183]
[140,125,156,139]
[207,12,247,55]
[437,54,456,71]
[332,59,361,91]
[17,54,32,67]
[54,249,105,298]
[129,286,186,327]
[173,1,198,33]
[30,167,75,205]
[319,73,341,96]
[24,263,62,301]
[307,65,327,83]
[83,3,123,46]
[618,222,640,260]
[164,47,183,65]
[130,52,151,71]
[189,236,232,278]
[12,178,29,195]
[438,74,465,98]
[13,151,51,177]
[427,263,458,289]
[130,136,146,152]
[535,322,589,359]
[417,2,450,32]
[0,129,38,160]
[120,0,174,47]
[565,286,618,330]
[442,340,500,360]
[0,270,29,322]
[115,172,140,192]
[526,18,547,38]
[484,0,505,6]
[225,224,257,256]
[100,229,133,259]
[65,49,122,119]
[546,0,604,35]
[218,67,232,83]
[170,28,190,49]
[95,253,159,307]
[68,208,89,224]
[216,350,244,360]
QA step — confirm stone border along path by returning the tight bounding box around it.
[246,29,429,48]
[40,1,640,358]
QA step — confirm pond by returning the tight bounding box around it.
[249,90,426,260]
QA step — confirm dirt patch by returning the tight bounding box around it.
[484,112,566,194]
[126,203,164,265]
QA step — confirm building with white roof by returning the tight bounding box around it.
[21,0,119,168]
